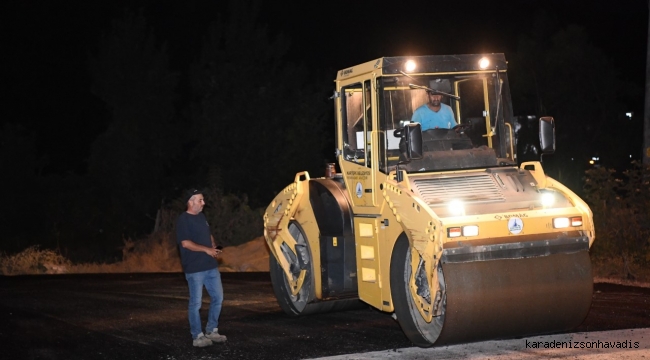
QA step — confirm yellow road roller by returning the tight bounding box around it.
[263,54,595,347]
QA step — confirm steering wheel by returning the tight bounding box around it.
[453,124,471,133]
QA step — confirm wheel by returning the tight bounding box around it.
[269,221,314,316]
[390,234,445,347]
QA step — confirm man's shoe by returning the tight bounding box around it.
[193,333,213,347]
[206,328,227,343]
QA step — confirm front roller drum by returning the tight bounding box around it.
[391,236,593,346]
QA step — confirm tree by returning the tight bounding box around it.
[0,124,43,253]
[88,10,179,241]
[510,12,639,190]
[643,1,650,165]
[188,0,330,205]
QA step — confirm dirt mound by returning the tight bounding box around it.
[219,236,270,272]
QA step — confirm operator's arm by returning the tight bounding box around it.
[181,240,219,257]
[412,106,431,130]
[446,105,458,128]
[411,107,422,124]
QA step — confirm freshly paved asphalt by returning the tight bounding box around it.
[1,273,649,360]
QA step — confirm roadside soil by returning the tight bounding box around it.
[592,257,650,288]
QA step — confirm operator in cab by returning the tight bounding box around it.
[411,90,458,130]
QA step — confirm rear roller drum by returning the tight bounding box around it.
[269,221,314,316]
[270,221,367,316]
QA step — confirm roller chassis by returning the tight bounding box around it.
[263,54,595,347]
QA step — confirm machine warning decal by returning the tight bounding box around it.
[508,217,523,234]
[356,182,363,198]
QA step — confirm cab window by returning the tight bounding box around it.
[341,81,372,167]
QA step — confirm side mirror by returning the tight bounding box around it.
[539,116,555,154]
[404,122,423,160]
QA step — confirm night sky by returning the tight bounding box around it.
[2,0,648,175]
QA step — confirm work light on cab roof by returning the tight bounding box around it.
[478,56,490,69]
[404,59,417,72]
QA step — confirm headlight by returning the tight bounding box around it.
[541,192,555,207]
[462,225,479,236]
[553,217,570,228]
[571,217,583,226]
[553,216,583,228]
[447,225,479,238]
[448,227,462,237]
[448,200,464,216]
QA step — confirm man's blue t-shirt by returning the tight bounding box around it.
[176,212,218,274]
[411,103,458,130]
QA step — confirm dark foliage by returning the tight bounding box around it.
[2,4,643,264]
[584,162,650,278]
[186,1,331,205]
[509,12,643,192]
[1,1,331,261]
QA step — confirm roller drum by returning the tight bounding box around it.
[436,251,593,344]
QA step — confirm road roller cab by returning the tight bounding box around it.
[263,54,595,347]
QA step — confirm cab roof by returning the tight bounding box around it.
[335,53,507,81]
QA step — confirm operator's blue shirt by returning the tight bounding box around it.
[176,212,218,274]
[411,103,457,130]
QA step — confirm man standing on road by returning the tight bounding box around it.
[176,188,227,347]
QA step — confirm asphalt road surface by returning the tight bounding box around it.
[1,273,650,360]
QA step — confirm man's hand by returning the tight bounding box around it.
[204,246,219,257]
[181,240,221,257]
